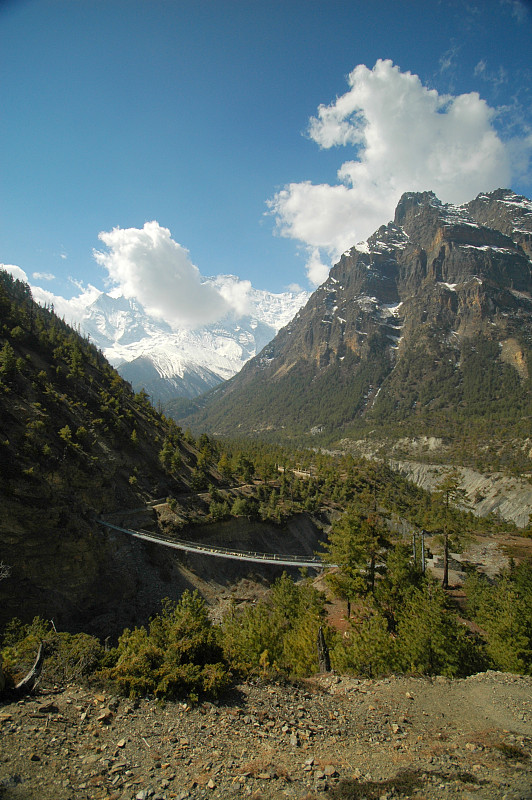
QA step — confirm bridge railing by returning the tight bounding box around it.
[98,519,335,568]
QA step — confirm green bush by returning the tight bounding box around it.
[1,616,103,687]
[222,573,332,678]
[100,592,229,700]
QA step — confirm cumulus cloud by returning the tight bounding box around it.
[210,274,252,318]
[94,221,233,329]
[1,263,28,283]
[268,59,528,285]
[0,263,99,326]
[31,283,102,325]
[32,271,55,281]
[305,248,330,287]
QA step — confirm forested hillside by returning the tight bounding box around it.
[1,268,531,705]
[0,270,221,633]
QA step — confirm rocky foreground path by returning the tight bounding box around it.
[0,671,530,800]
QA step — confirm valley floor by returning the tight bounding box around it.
[1,671,530,800]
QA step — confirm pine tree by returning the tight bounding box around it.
[333,603,394,678]
[0,341,17,379]
[395,580,481,676]
[322,505,390,615]
[431,469,468,589]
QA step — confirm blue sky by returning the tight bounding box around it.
[1,0,531,327]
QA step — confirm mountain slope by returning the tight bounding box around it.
[0,270,224,635]
[80,277,308,404]
[176,190,532,462]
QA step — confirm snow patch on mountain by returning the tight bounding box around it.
[79,275,309,403]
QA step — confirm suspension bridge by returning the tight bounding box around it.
[98,520,335,569]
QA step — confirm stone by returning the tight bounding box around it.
[97,709,113,725]
[38,703,59,714]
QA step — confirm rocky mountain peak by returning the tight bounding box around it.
[466,188,532,260]
[179,189,532,444]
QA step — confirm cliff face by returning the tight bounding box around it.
[180,189,532,446]
[0,497,197,637]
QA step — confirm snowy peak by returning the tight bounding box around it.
[79,279,309,403]
[466,189,532,260]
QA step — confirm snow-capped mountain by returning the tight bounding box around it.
[79,276,309,404]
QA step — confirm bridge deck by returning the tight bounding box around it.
[99,520,335,569]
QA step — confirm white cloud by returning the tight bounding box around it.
[286,282,304,293]
[269,59,527,284]
[305,248,330,287]
[94,221,232,329]
[210,274,252,318]
[503,0,528,23]
[1,262,98,326]
[31,284,102,326]
[474,59,508,91]
[1,263,28,283]
[32,271,55,281]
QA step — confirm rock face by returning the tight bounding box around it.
[180,189,532,441]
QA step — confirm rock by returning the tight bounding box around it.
[97,709,113,724]
[391,723,402,734]
[38,703,59,714]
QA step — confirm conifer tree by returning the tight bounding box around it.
[0,341,17,379]
[322,505,389,615]
[431,469,468,589]
[395,580,481,676]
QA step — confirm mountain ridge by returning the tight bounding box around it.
[174,189,532,465]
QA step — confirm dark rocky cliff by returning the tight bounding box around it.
[179,190,532,450]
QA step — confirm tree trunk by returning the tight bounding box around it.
[442,531,449,589]
[14,642,45,695]
[317,626,331,673]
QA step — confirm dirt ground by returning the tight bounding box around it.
[1,670,531,800]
